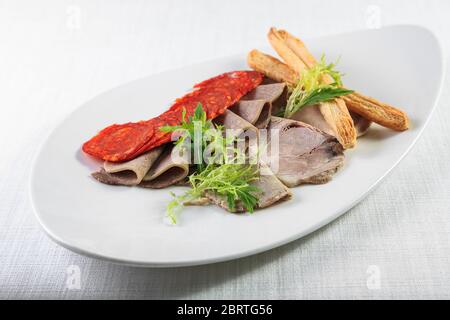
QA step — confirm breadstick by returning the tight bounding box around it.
[247,49,298,85]
[267,27,308,75]
[275,28,409,131]
[248,50,356,148]
[320,99,357,148]
[343,93,409,131]
[276,30,317,67]
[267,28,357,148]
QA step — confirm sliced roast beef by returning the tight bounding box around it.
[267,116,344,187]
[291,104,335,136]
[92,143,189,189]
[214,109,258,134]
[230,83,287,128]
[252,162,292,208]
[214,109,259,160]
[241,83,287,104]
[230,100,271,129]
[241,83,288,116]
[139,145,189,189]
[204,162,292,213]
[92,146,164,186]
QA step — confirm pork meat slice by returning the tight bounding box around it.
[267,116,344,187]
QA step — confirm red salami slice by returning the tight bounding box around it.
[82,70,264,162]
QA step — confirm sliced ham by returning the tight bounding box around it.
[267,116,344,187]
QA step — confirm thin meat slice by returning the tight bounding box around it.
[93,144,190,188]
[230,83,288,129]
[139,145,189,189]
[267,116,344,187]
[291,104,335,136]
[214,109,259,158]
[214,110,258,136]
[204,191,246,213]
[91,146,164,186]
[252,162,292,208]
[204,162,291,213]
[242,83,288,116]
[230,100,271,129]
[241,83,287,103]
[82,71,264,162]
[350,112,372,137]
[293,105,372,137]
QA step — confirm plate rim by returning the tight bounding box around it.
[29,24,446,267]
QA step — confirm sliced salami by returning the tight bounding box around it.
[82,70,264,162]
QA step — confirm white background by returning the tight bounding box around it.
[1,0,450,299]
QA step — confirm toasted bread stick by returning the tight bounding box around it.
[275,29,317,68]
[343,93,409,131]
[268,27,308,75]
[274,28,409,131]
[247,49,298,85]
[248,49,356,148]
[267,28,357,148]
[318,100,355,149]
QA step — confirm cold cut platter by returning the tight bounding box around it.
[30,26,444,266]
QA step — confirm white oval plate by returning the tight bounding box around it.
[30,25,444,267]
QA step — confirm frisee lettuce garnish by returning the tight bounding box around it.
[283,55,354,118]
[160,104,260,224]
[166,163,260,224]
[160,103,212,172]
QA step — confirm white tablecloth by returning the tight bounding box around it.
[1,0,449,299]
